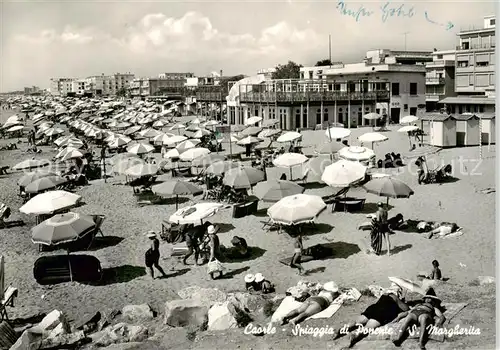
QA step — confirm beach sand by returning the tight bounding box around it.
[0,109,495,348]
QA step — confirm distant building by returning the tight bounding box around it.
[24,86,41,95]
[425,50,457,111]
[438,15,496,115]
[71,79,86,96]
[49,78,74,96]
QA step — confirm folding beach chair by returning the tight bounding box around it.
[0,286,18,322]
[91,215,106,237]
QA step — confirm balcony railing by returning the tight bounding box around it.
[237,90,390,103]
[426,77,445,84]
[456,43,496,51]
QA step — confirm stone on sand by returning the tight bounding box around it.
[164,299,209,328]
[92,323,149,346]
[478,276,495,285]
[32,310,71,333]
[208,302,239,331]
[122,304,155,321]
[177,286,227,306]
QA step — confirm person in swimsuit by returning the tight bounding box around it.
[333,283,409,348]
[281,282,339,326]
[145,232,168,279]
[392,288,445,350]
[290,234,305,275]
[375,202,391,256]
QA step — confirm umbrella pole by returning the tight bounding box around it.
[176,195,179,210]
[67,251,73,282]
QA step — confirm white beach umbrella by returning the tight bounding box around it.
[277,131,302,143]
[245,116,263,125]
[267,194,326,225]
[165,148,181,159]
[179,147,210,162]
[398,125,419,133]
[20,190,81,215]
[236,136,263,146]
[338,146,375,162]
[169,123,186,131]
[192,128,212,139]
[176,139,201,153]
[358,132,388,149]
[127,142,155,155]
[112,157,145,174]
[273,152,308,168]
[44,127,64,137]
[400,115,419,124]
[109,136,131,148]
[163,135,187,146]
[139,128,160,138]
[125,163,159,177]
[61,149,84,161]
[363,112,382,120]
[258,128,281,138]
[169,202,224,225]
[204,120,219,128]
[325,127,351,140]
[152,120,167,128]
[12,159,50,171]
[321,159,367,187]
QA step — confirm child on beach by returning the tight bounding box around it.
[418,260,442,280]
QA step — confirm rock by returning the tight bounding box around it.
[151,327,190,348]
[208,302,239,331]
[98,309,121,331]
[32,310,70,333]
[122,304,155,321]
[478,276,495,285]
[34,331,86,349]
[101,342,144,350]
[10,329,44,350]
[177,286,227,307]
[164,299,208,329]
[93,323,149,347]
[46,322,67,340]
[227,292,267,313]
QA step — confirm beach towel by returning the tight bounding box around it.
[271,295,345,323]
[365,302,468,342]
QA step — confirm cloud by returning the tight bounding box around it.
[15,26,94,44]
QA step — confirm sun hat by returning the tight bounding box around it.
[146,231,156,238]
[377,202,383,207]
[423,287,441,303]
[207,225,216,234]
[322,281,339,293]
[244,274,255,283]
[254,273,265,283]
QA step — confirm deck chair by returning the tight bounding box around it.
[261,218,281,233]
[0,204,11,229]
[294,169,309,184]
[0,286,18,321]
[91,215,105,237]
[321,187,349,205]
[0,166,9,175]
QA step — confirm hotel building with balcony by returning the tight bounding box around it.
[425,50,457,112]
[439,15,496,114]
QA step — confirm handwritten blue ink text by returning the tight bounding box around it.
[380,2,415,23]
[336,1,374,22]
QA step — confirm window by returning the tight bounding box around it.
[309,72,313,79]
[490,19,495,25]
[358,107,362,111]
[461,42,470,50]
[339,108,343,112]
[324,108,328,122]
[437,54,443,59]
[316,109,321,125]
[476,61,489,67]
[365,107,370,112]
[334,84,341,91]
[479,105,484,113]
[410,83,417,96]
[404,104,408,111]
[391,83,400,96]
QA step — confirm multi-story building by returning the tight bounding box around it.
[71,79,86,95]
[439,15,496,114]
[128,77,186,97]
[158,72,194,80]
[24,86,41,95]
[185,76,216,90]
[49,78,74,95]
[300,50,429,125]
[425,50,457,111]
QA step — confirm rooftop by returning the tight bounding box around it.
[439,96,496,105]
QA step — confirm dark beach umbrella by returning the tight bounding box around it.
[25,176,68,194]
[18,171,56,187]
[254,180,305,202]
[152,181,203,209]
[223,166,265,189]
[31,212,95,246]
[363,177,414,205]
[240,126,262,136]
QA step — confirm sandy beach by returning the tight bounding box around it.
[0,108,495,349]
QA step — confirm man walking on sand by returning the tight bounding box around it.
[145,232,168,279]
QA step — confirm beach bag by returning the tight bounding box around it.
[207,259,225,274]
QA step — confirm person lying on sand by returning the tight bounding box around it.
[281,282,339,326]
[425,222,459,239]
[391,288,445,350]
[333,283,409,348]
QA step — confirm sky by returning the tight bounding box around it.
[0,0,496,92]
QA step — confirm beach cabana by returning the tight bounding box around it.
[479,113,495,144]
[454,113,480,146]
[421,114,457,148]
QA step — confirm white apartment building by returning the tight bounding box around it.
[300,50,429,124]
[49,78,74,96]
[425,50,457,111]
[71,80,86,95]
